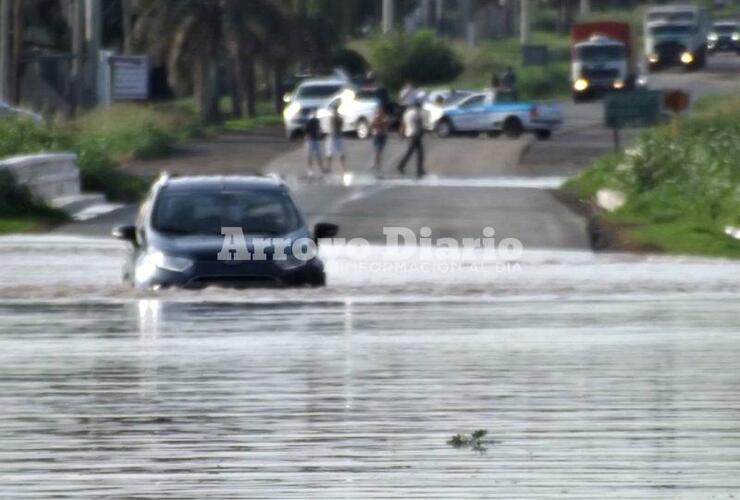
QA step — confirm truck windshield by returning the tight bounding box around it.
[648,12,695,23]
[650,25,694,36]
[714,24,737,34]
[153,191,303,237]
[577,45,625,61]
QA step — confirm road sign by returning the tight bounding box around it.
[110,55,149,101]
[604,90,662,129]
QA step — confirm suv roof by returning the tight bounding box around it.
[157,175,285,194]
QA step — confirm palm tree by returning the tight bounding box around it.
[133,0,223,122]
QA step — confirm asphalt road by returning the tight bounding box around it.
[60,54,740,250]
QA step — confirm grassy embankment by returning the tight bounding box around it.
[563,94,740,259]
[0,101,209,233]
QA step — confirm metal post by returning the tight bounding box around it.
[613,127,621,153]
[520,0,530,45]
[580,0,590,17]
[10,0,22,103]
[382,0,394,33]
[0,0,10,100]
[83,0,101,106]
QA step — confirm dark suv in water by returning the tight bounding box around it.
[112,175,338,289]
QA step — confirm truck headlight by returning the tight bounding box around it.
[648,53,659,64]
[733,33,740,41]
[148,251,194,272]
[612,79,625,90]
[708,32,718,41]
[680,51,694,64]
[573,78,589,92]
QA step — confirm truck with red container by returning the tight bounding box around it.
[570,22,636,102]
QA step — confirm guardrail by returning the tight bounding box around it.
[0,153,80,202]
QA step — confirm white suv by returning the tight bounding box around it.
[283,79,348,139]
[317,88,381,139]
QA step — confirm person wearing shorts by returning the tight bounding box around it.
[325,103,347,176]
[304,111,324,177]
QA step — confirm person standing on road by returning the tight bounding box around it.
[325,102,347,176]
[370,104,391,177]
[501,66,517,92]
[396,100,427,179]
[304,111,324,177]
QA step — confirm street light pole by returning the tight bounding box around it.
[520,0,530,45]
[580,0,590,17]
[382,0,394,34]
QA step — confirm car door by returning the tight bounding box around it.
[452,94,487,131]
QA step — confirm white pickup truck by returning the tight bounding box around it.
[425,90,563,140]
[316,88,382,139]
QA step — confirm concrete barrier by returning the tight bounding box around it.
[0,153,80,202]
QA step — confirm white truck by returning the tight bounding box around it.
[316,88,381,139]
[425,90,563,140]
[644,5,710,70]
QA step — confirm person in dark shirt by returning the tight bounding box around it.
[304,111,324,176]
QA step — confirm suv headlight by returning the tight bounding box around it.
[733,33,740,41]
[283,102,301,119]
[147,251,194,272]
[573,78,589,92]
[708,32,718,41]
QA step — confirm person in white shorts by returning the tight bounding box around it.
[325,103,347,176]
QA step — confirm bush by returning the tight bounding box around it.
[331,48,368,78]
[517,63,570,99]
[369,30,463,90]
[0,169,66,220]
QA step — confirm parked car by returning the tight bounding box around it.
[0,100,43,123]
[317,88,381,139]
[112,174,338,289]
[426,90,563,140]
[283,78,349,139]
[707,21,740,54]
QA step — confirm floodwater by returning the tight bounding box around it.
[1,235,740,498]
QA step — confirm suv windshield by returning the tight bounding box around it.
[650,25,694,36]
[153,190,303,236]
[577,45,625,61]
[296,84,342,99]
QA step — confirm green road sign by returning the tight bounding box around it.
[605,90,662,129]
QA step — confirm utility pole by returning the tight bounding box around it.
[382,0,394,34]
[461,0,474,46]
[580,0,590,17]
[420,0,432,28]
[520,0,530,45]
[84,0,101,105]
[0,0,9,101]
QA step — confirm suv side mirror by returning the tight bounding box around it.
[112,225,137,245]
[314,222,339,240]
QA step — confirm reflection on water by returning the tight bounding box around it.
[1,299,740,498]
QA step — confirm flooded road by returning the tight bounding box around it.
[1,236,740,498]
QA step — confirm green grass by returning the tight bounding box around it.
[564,94,740,259]
[0,170,69,234]
[0,217,45,234]
[221,101,282,132]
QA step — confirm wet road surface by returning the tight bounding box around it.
[1,236,740,498]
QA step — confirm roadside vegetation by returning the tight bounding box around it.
[563,95,740,259]
[0,170,68,234]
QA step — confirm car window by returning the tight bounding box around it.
[296,84,342,99]
[152,190,303,237]
[356,90,378,100]
[460,95,485,108]
[650,25,694,36]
